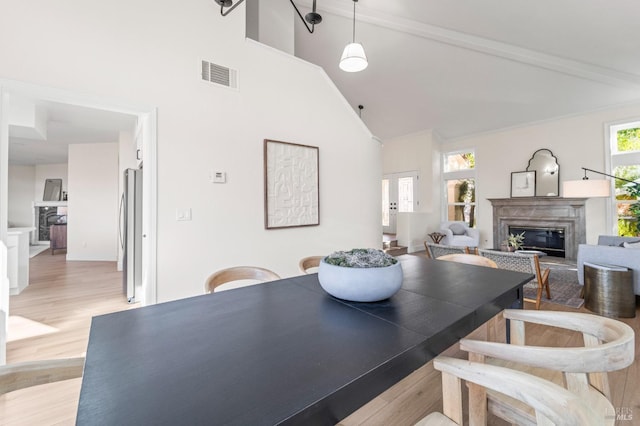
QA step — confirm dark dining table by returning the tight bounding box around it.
[76,254,533,426]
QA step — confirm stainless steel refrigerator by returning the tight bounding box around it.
[121,168,142,303]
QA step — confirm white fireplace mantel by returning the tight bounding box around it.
[34,201,68,207]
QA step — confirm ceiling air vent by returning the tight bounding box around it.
[201,60,238,89]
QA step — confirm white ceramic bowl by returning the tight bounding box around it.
[318,260,403,302]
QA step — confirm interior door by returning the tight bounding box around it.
[382,177,396,233]
[382,172,419,234]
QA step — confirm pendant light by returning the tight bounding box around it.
[340,0,368,72]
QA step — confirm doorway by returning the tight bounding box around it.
[382,171,419,234]
[0,80,158,363]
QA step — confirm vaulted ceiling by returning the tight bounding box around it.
[293,0,640,140]
[10,1,640,165]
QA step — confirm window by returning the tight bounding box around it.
[609,123,640,236]
[613,127,640,153]
[443,151,476,227]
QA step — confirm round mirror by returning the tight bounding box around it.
[526,149,559,196]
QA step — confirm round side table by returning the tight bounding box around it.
[583,262,635,318]
[428,232,446,244]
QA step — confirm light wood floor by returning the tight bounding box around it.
[1,251,638,425]
[1,249,131,426]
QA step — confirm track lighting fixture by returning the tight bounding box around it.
[215,0,323,34]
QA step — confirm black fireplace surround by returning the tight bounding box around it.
[509,226,565,257]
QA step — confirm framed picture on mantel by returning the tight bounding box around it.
[511,170,536,197]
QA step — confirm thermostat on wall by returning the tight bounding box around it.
[210,171,226,183]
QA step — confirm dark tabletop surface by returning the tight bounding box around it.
[76,255,533,426]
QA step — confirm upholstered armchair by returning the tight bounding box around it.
[439,221,480,247]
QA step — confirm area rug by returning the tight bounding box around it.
[523,259,584,309]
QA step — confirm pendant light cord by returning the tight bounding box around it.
[352,0,356,43]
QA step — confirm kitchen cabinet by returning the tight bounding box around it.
[50,224,67,254]
[7,228,34,295]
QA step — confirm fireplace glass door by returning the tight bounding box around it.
[509,226,565,257]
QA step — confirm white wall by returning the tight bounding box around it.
[34,163,68,202]
[383,130,433,212]
[382,130,441,251]
[246,0,294,55]
[443,104,640,247]
[0,0,379,302]
[7,165,34,227]
[67,143,118,261]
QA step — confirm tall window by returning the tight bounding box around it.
[610,123,640,236]
[443,151,476,227]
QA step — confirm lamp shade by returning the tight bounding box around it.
[339,43,368,72]
[562,179,611,198]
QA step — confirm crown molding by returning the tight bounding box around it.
[297,0,640,89]
[447,99,640,142]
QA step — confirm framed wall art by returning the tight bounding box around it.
[511,170,536,197]
[264,139,319,229]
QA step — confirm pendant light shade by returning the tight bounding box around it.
[562,179,611,198]
[563,166,640,198]
[340,0,367,72]
[340,42,368,72]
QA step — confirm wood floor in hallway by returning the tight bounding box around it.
[0,250,638,425]
[1,249,131,425]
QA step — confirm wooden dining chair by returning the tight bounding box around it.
[424,242,470,259]
[204,266,281,293]
[436,253,497,268]
[298,256,324,274]
[0,357,85,395]
[478,249,550,309]
[414,356,598,426]
[459,309,634,426]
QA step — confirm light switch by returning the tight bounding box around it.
[210,170,226,183]
[176,208,192,221]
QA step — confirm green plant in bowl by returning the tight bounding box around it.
[324,248,398,268]
[319,248,402,302]
[507,232,525,250]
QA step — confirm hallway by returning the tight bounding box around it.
[1,250,130,425]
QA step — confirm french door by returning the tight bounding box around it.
[382,172,419,234]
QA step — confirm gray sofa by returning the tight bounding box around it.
[577,235,640,295]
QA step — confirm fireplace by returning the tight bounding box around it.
[488,197,586,260]
[508,226,566,257]
[33,201,68,244]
